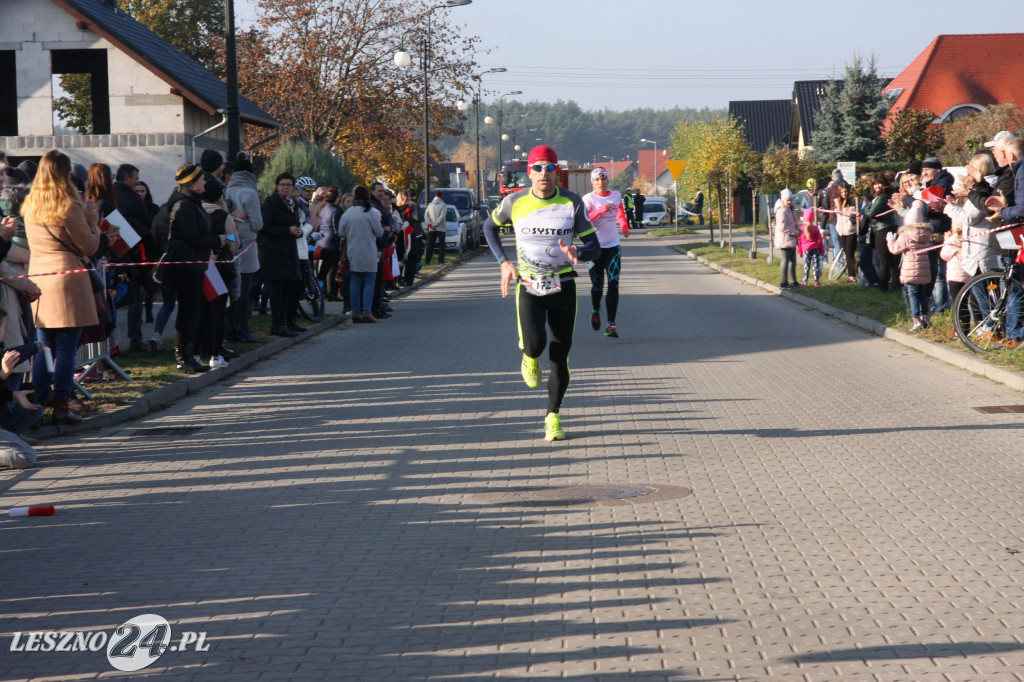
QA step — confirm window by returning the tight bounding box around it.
[51,49,110,135]
[937,104,987,123]
[0,51,16,136]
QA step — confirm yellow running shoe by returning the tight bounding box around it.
[544,412,565,441]
[521,354,541,388]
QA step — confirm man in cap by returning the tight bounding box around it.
[985,134,1023,224]
[983,134,1024,348]
[482,145,600,441]
[582,167,630,338]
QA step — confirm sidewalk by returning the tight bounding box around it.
[29,253,480,441]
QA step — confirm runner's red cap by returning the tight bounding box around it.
[528,145,558,165]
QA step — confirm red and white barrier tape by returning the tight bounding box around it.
[1,241,256,282]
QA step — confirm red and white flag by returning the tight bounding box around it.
[203,256,227,301]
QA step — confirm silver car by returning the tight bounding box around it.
[444,206,466,252]
[641,199,670,226]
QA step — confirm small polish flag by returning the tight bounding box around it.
[203,256,228,301]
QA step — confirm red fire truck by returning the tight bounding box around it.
[499,162,591,196]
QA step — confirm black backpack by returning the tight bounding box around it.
[151,201,174,257]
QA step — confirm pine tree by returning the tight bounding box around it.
[809,54,891,163]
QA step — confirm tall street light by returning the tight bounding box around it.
[641,138,658,196]
[394,0,472,212]
[496,90,522,174]
[470,68,505,200]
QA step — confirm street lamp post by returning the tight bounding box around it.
[224,0,240,159]
[394,0,472,213]
[472,68,506,200]
[496,90,522,174]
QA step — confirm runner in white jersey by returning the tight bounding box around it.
[482,145,601,441]
[581,167,630,337]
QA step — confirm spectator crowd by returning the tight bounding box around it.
[774,130,1024,334]
[0,147,431,469]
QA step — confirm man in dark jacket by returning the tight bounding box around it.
[986,136,1023,224]
[633,191,645,228]
[259,173,304,337]
[113,164,155,352]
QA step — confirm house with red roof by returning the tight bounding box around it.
[597,160,637,182]
[885,33,1024,122]
[637,148,673,195]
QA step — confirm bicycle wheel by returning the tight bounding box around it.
[297,262,325,323]
[952,272,1020,353]
[828,250,847,281]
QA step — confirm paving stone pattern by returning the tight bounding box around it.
[2,239,1024,681]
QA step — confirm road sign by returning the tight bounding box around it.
[665,160,687,180]
[837,161,856,185]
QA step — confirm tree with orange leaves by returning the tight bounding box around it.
[237,0,480,188]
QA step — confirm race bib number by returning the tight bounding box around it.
[522,272,561,296]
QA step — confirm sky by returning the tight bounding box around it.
[236,0,1022,112]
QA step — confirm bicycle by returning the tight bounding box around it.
[297,256,325,323]
[828,249,847,282]
[952,224,1024,353]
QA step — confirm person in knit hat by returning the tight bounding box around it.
[200,149,225,178]
[162,163,226,373]
[480,144,601,442]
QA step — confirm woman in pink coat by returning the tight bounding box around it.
[886,222,933,331]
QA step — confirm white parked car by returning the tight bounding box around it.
[641,199,670,226]
[444,206,466,252]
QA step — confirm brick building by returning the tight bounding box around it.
[0,0,278,199]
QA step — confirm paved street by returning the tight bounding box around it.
[4,236,1024,681]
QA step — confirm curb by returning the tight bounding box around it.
[32,249,485,441]
[675,245,1024,393]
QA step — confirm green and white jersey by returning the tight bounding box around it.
[485,188,597,277]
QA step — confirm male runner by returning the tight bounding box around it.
[582,167,630,338]
[482,145,601,441]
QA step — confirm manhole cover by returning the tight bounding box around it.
[130,426,203,437]
[974,405,1024,414]
[477,484,692,508]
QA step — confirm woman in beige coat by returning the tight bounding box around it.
[22,150,102,425]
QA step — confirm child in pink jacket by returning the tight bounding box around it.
[940,223,969,306]
[886,221,934,331]
[797,208,825,286]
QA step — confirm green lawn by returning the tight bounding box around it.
[678,240,1024,374]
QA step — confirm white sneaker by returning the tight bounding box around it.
[149,335,163,351]
[209,355,229,369]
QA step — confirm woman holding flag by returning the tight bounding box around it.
[159,163,226,374]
